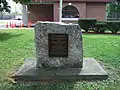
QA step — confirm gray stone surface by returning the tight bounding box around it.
[34,22,83,68]
[11,58,108,80]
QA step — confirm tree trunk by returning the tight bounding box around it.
[22,4,28,26]
[0,12,4,20]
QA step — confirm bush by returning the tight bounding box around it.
[93,21,107,33]
[78,18,97,32]
[106,21,120,33]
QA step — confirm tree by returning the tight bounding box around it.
[13,0,31,4]
[107,1,120,20]
[0,0,11,13]
[116,0,120,2]
[13,0,31,26]
[0,0,11,19]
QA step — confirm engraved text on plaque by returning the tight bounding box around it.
[48,34,68,57]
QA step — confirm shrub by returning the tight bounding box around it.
[78,18,97,32]
[93,21,107,33]
[106,21,120,33]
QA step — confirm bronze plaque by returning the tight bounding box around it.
[48,33,68,57]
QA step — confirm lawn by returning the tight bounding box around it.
[0,29,120,90]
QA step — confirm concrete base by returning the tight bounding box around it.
[11,58,108,81]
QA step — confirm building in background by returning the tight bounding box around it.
[28,0,111,24]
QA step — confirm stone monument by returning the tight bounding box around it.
[35,22,83,68]
[12,21,108,81]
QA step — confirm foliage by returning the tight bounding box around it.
[93,21,107,33]
[78,18,97,32]
[107,1,120,13]
[107,3,116,13]
[13,0,31,4]
[0,30,120,90]
[107,1,120,19]
[116,0,120,2]
[106,21,120,33]
[0,0,11,13]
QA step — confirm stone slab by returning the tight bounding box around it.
[11,58,108,81]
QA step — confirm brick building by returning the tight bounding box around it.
[28,0,111,23]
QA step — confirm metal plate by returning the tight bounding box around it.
[48,33,68,57]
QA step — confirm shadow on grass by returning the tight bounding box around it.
[0,33,23,41]
[9,81,77,90]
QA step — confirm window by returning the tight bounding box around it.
[62,5,79,18]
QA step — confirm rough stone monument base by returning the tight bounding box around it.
[11,58,108,81]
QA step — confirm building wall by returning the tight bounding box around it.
[28,2,107,23]
[86,3,106,20]
[54,3,59,22]
[28,4,53,23]
[31,0,110,3]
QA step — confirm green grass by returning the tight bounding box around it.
[0,30,120,90]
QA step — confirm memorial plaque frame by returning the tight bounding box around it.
[48,33,68,57]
